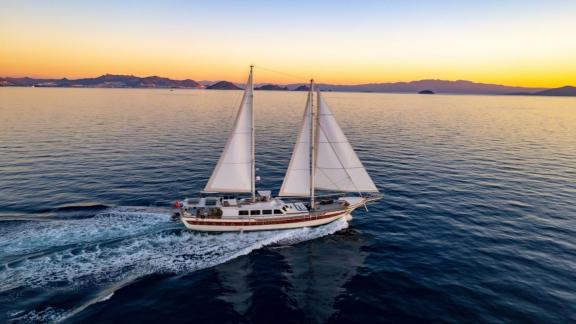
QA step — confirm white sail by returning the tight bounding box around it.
[204,68,254,193]
[278,88,313,196]
[314,92,379,192]
[280,88,378,196]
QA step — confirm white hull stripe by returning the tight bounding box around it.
[183,210,348,227]
[182,213,349,232]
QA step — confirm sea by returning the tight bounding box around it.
[0,87,575,323]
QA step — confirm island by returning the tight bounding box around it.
[254,84,288,91]
[531,86,576,97]
[2,75,575,96]
[206,81,241,90]
[0,74,204,89]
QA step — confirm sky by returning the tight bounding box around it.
[1,0,575,87]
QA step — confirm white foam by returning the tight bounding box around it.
[0,207,174,258]
[8,307,65,324]
[98,292,114,302]
[0,209,348,293]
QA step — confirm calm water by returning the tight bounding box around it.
[1,88,575,323]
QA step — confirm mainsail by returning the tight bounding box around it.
[279,87,378,196]
[204,67,254,193]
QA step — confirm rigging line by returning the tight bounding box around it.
[220,80,248,132]
[317,167,345,191]
[254,65,310,83]
[261,64,312,132]
[224,66,254,127]
[314,119,346,192]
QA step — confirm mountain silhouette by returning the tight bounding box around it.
[254,84,288,91]
[532,86,576,96]
[206,81,241,90]
[0,74,203,88]
[3,75,571,95]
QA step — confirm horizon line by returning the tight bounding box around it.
[1,73,567,89]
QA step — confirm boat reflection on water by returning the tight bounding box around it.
[215,227,366,322]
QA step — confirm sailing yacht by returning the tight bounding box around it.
[175,66,381,232]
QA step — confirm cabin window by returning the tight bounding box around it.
[250,210,260,215]
[239,210,248,216]
[282,206,288,211]
[262,210,272,215]
[274,209,283,214]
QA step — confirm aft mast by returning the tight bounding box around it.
[250,65,256,201]
[309,80,316,210]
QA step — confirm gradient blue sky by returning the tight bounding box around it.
[1,0,575,86]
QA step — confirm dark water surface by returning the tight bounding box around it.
[1,88,575,323]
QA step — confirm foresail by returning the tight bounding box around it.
[204,70,253,192]
[278,89,312,196]
[315,92,379,192]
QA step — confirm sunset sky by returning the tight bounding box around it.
[1,0,575,87]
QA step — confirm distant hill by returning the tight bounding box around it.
[286,79,547,95]
[532,86,576,96]
[206,81,241,90]
[197,80,216,86]
[255,84,288,91]
[293,85,310,91]
[3,74,570,96]
[418,90,435,94]
[0,74,203,89]
[0,77,59,87]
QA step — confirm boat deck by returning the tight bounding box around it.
[180,197,351,220]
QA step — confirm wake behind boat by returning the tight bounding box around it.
[174,66,381,232]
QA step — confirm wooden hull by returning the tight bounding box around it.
[181,210,351,232]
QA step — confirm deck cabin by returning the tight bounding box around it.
[181,191,309,219]
[180,191,349,219]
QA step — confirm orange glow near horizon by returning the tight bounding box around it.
[1,1,576,88]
